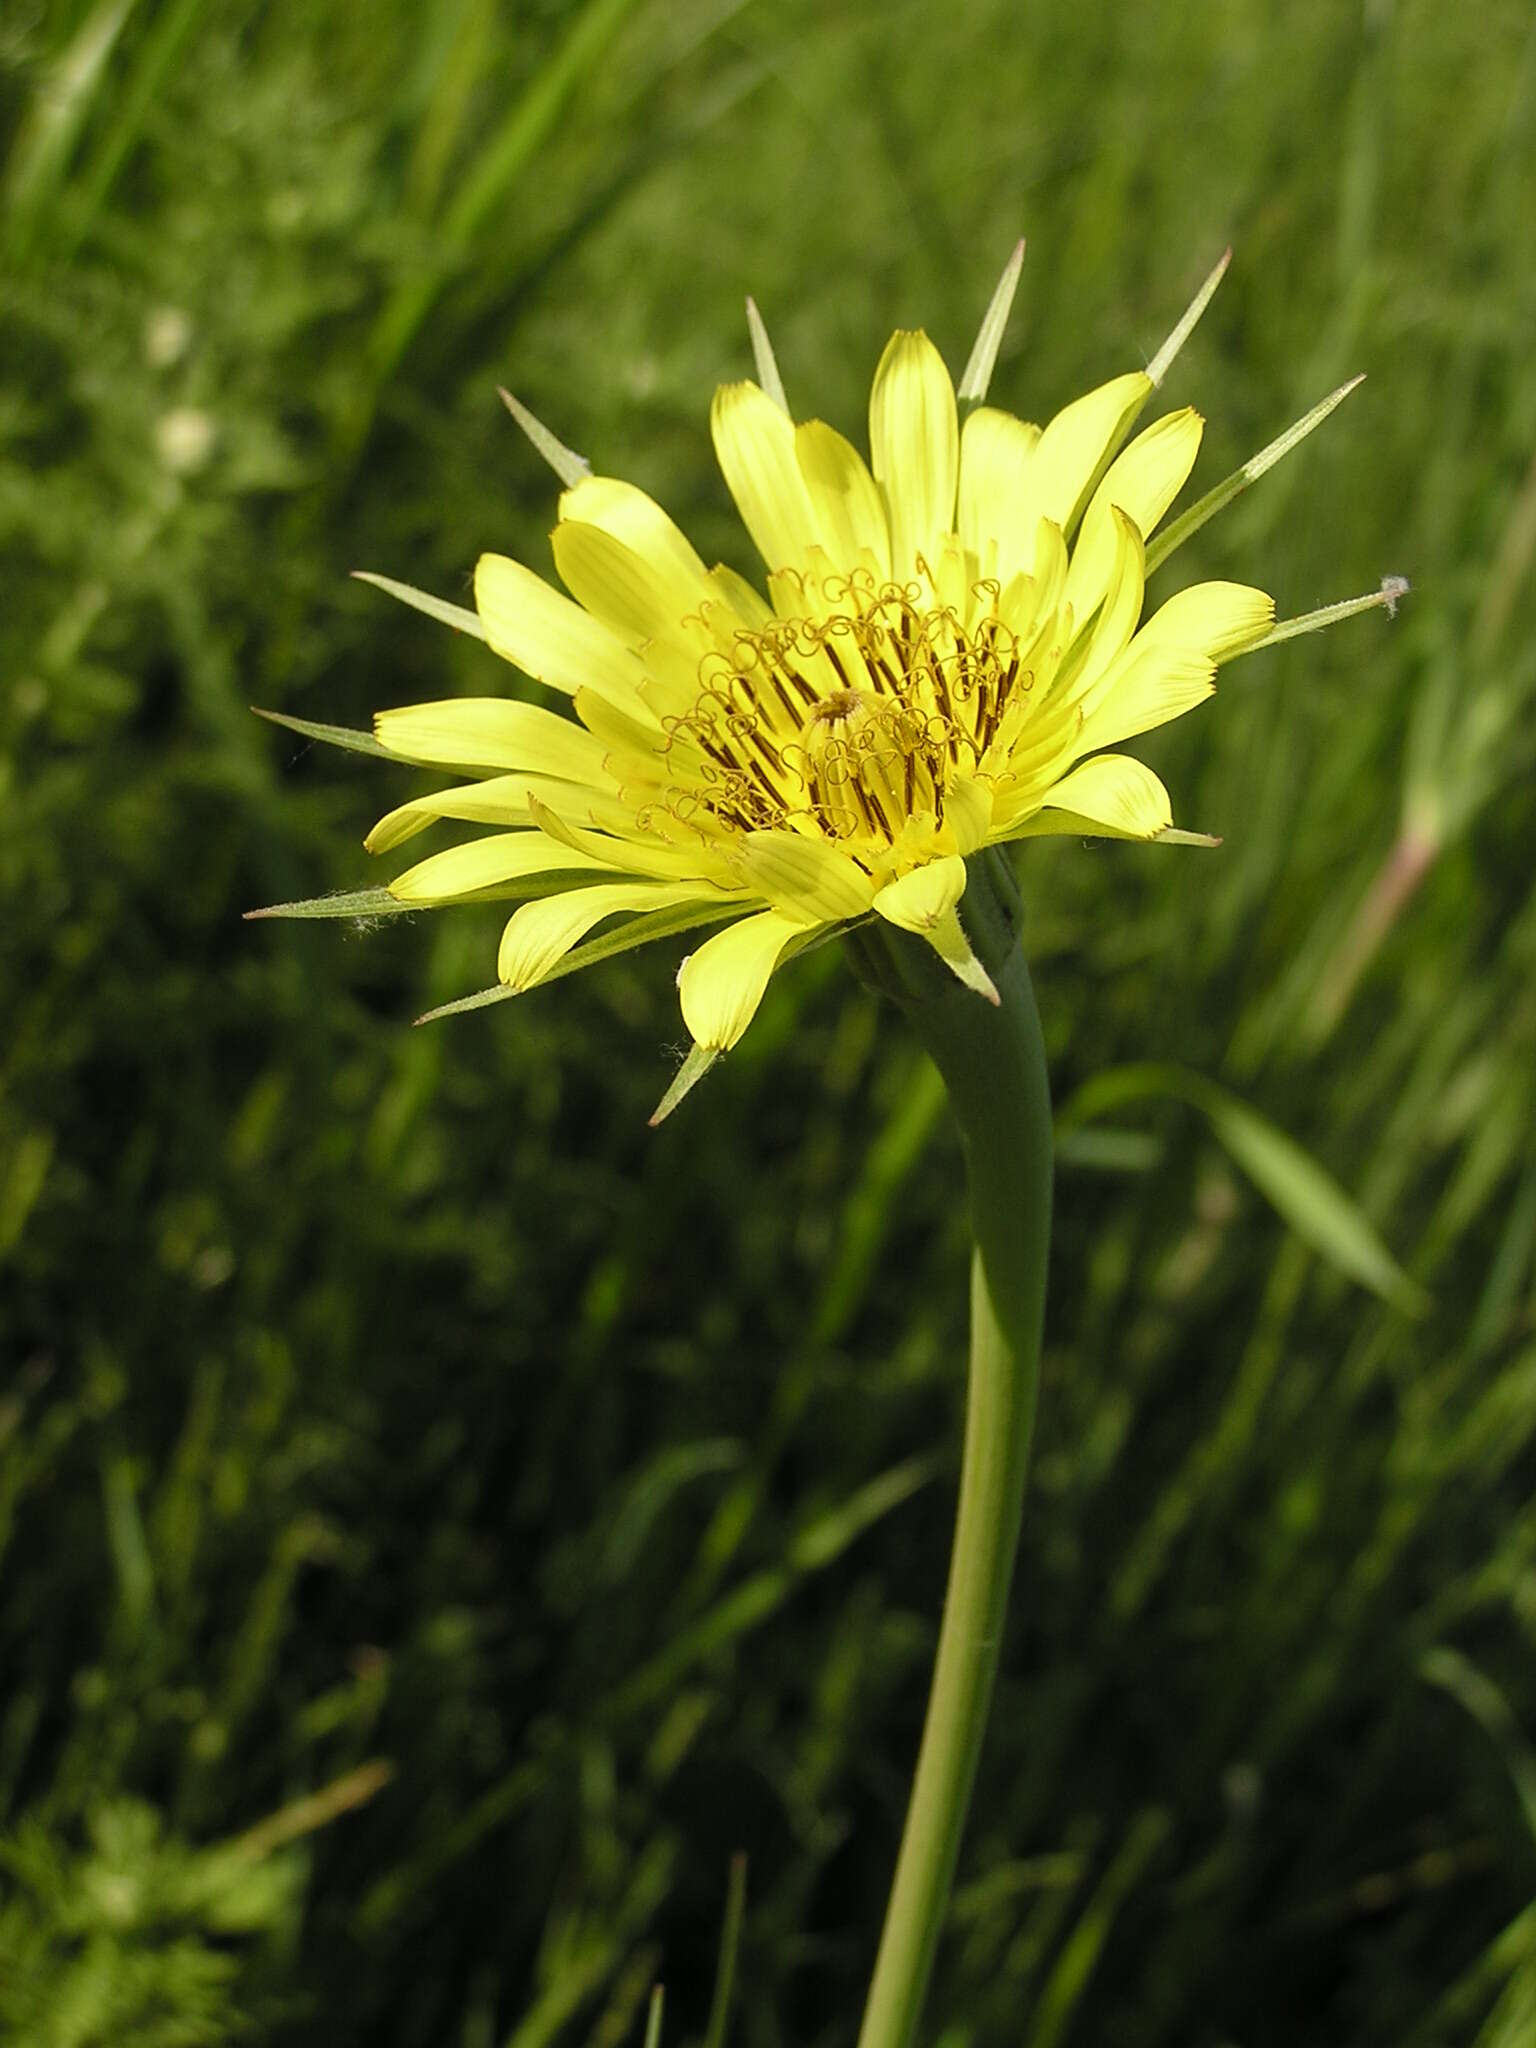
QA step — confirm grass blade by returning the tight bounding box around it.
[1057,1062,1427,1313]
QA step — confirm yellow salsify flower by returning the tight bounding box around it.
[345,247,1380,1118]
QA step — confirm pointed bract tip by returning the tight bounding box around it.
[958,236,1027,404]
[498,386,590,487]
[1253,578,1414,652]
[350,571,486,640]
[1156,826,1224,848]
[650,1042,721,1125]
[744,296,788,413]
[1147,247,1232,387]
[939,937,1001,1006]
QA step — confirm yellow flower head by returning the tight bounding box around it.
[353,248,1379,1114]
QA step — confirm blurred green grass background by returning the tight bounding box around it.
[4,0,1536,2041]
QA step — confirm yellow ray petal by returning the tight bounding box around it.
[1131,580,1275,664]
[1006,753,1173,841]
[677,909,816,1051]
[711,380,818,576]
[570,686,677,786]
[551,519,702,653]
[498,880,714,991]
[365,772,646,853]
[374,698,612,779]
[958,407,1042,578]
[1074,648,1215,756]
[1020,370,1151,541]
[732,831,875,922]
[871,853,967,930]
[556,474,713,607]
[1058,507,1146,711]
[708,561,775,628]
[872,856,997,1002]
[388,832,619,904]
[795,419,891,576]
[474,554,650,714]
[366,772,557,854]
[527,793,725,883]
[1062,407,1203,625]
[869,330,959,576]
[943,773,995,854]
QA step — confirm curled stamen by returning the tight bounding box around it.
[647,564,1046,853]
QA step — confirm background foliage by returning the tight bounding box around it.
[4,0,1536,2042]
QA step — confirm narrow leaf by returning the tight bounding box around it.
[251,871,588,925]
[643,1988,665,2048]
[1195,1080,1428,1313]
[1421,1647,1536,1845]
[787,1454,936,1571]
[701,1855,748,2048]
[1056,1062,1427,1312]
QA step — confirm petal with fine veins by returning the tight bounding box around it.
[374,698,613,779]
[389,832,620,903]
[1132,580,1275,663]
[873,856,997,1001]
[958,407,1042,578]
[1017,371,1151,540]
[678,909,816,1050]
[870,330,959,576]
[871,854,967,932]
[557,475,714,606]
[1005,753,1173,840]
[795,419,891,576]
[499,880,716,990]
[474,554,651,714]
[712,381,818,575]
[733,831,875,922]
[1062,407,1203,624]
[551,519,704,653]
[1060,507,1146,710]
[1074,648,1215,756]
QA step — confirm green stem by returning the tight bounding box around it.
[849,859,1054,2048]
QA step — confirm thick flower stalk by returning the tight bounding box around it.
[298,245,1391,1119]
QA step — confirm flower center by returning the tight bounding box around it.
[656,567,1031,849]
